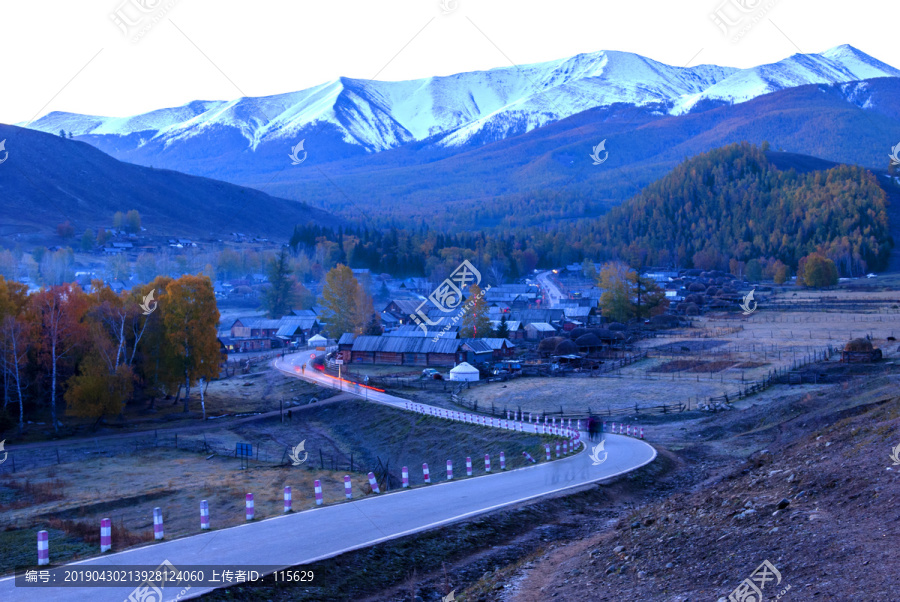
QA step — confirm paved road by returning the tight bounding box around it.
[0,351,656,601]
[536,270,564,308]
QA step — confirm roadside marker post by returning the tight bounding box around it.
[345,475,353,498]
[314,480,323,506]
[500,452,506,470]
[245,494,254,521]
[284,487,292,513]
[545,444,551,460]
[447,460,453,480]
[485,454,491,472]
[201,500,211,527]
[555,443,560,458]
[466,457,472,477]
[154,507,164,538]
[100,518,111,553]
[402,467,409,488]
[367,472,380,494]
[423,463,431,483]
[37,531,49,566]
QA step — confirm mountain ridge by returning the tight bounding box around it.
[23,44,898,179]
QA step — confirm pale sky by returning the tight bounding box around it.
[1,0,897,124]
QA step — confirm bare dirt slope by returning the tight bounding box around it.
[493,375,900,602]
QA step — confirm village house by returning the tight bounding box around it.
[339,335,515,367]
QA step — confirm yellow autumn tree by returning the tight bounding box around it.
[320,264,362,338]
[163,274,221,418]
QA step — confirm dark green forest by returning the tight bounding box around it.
[289,143,892,280]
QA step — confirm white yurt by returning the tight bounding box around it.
[307,334,328,350]
[449,362,480,382]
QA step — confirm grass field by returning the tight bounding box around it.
[458,288,900,417]
[0,398,564,575]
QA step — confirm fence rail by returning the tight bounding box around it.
[0,429,377,477]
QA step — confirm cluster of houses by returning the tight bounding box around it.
[218,311,322,353]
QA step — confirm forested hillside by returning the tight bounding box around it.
[290,143,892,279]
[587,142,891,274]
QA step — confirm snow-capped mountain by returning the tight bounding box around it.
[23,44,899,179]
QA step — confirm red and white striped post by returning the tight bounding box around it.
[201,499,211,527]
[37,531,49,566]
[284,487,293,513]
[367,471,380,494]
[154,507,164,538]
[485,454,491,472]
[466,457,473,477]
[523,451,536,463]
[545,443,551,460]
[500,451,506,470]
[423,463,431,483]
[344,475,353,498]
[314,480,324,506]
[563,441,568,455]
[245,494,254,521]
[507,410,511,419]
[447,460,453,480]
[555,443,560,458]
[640,427,644,439]
[529,412,533,422]
[100,518,111,553]
[402,466,409,488]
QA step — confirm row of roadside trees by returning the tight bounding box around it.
[0,274,221,434]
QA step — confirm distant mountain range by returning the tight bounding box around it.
[24,45,899,178]
[17,44,900,236]
[0,124,335,242]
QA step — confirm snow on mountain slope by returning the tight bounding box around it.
[23,44,898,167]
[672,44,900,113]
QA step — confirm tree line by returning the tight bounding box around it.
[289,143,892,278]
[0,274,221,434]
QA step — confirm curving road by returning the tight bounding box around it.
[0,350,656,601]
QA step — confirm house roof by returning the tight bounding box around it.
[338,333,358,346]
[527,322,557,331]
[491,320,522,331]
[384,299,424,316]
[450,362,479,373]
[350,335,461,355]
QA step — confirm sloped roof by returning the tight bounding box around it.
[527,322,557,332]
[350,335,461,354]
[338,333,358,345]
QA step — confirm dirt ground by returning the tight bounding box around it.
[0,397,564,575]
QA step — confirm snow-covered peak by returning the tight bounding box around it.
[23,44,898,158]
